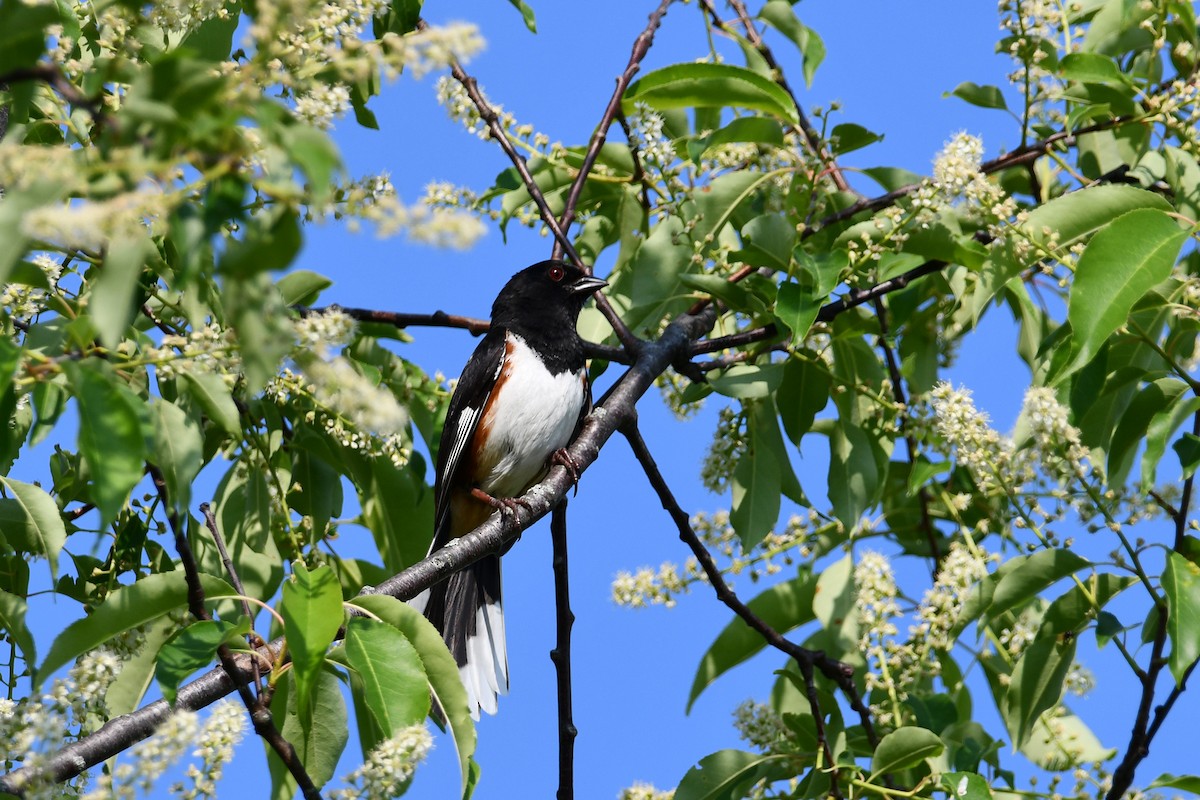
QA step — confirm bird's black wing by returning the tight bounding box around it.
[431,328,507,550]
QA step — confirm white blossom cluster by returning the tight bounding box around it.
[1,255,63,321]
[147,323,243,389]
[294,308,357,357]
[82,709,201,800]
[618,783,676,800]
[331,725,433,800]
[1,648,125,797]
[911,540,993,654]
[611,511,819,608]
[147,0,229,33]
[627,102,677,166]
[929,381,1030,495]
[911,133,1016,230]
[732,699,788,754]
[21,188,166,252]
[318,173,486,248]
[1018,387,1091,484]
[172,701,246,800]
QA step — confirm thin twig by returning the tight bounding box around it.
[149,467,323,800]
[871,297,941,567]
[552,0,673,248]
[1106,409,1200,800]
[0,308,718,795]
[621,422,885,796]
[300,304,631,364]
[549,503,576,800]
[200,502,263,698]
[444,50,642,355]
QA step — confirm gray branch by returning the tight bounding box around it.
[0,307,716,795]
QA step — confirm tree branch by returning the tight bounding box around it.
[1105,409,1200,800]
[549,503,575,800]
[0,307,717,795]
[620,421,881,792]
[148,471,322,800]
[444,46,642,356]
[552,0,673,250]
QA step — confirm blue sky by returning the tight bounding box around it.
[15,0,1193,797]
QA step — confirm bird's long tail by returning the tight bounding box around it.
[416,555,508,720]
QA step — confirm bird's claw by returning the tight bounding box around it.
[550,448,582,496]
[470,487,532,515]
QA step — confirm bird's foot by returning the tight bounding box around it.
[550,448,582,496]
[470,487,532,515]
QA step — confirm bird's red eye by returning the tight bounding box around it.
[548,265,565,282]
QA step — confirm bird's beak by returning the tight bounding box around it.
[568,275,608,296]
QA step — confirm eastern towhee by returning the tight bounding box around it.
[416,260,607,718]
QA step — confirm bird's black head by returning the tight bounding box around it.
[490,260,608,337]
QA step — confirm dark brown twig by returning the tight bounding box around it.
[620,422,884,795]
[549,503,575,800]
[300,304,631,364]
[200,502,264,699]
[148,467,322,800]
[1106,409,1200,800]
[0,307,718,796]
[552,0,673,250]
[444,53,642,356]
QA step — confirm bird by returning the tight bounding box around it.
[415,259,608,719]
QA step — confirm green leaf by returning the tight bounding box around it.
[106,617,175,717]
[829,122,882,155]
[688,569,816,711]
[678,274,761,314]
[0,3,59,74]
[1038,572,1137,640]
[281,125,341,206]
[871,727,945,776]
[758,0,824,86]
[1175,434,1200,479]
[349,594,477,797]
[674,749,794,800]
[155,618,250,704]
[1060,52,1129,85]
[38,572,235,685]
[65,360,147,528]
[179,7,240,60]
[1149,774,1200,793]
[827,422,879,526]
[940,772,994,800]
[986,548,1091,624]
[181,372,241,437]
[623,63,799,125]
[149,399,203,521]
[0,476,66,578]
[358,457,433,574]
[1107,378,1189,485]
[90,233,152,349]
[280,562,345,730]
[1163,551,1200,686]
[1019,707,1114,769]
[775,282,820,339]
[730,440,781,549]
[1143,397,1200,488]
[344,616,430,736]
[1003,636,1077,748]
[710,364,784,399]
[811,553,858,654]
[277,270,333,306]
[948,81,1009,110]
[0,182,61,288]
[0,588,35,668]
[505,0,537,32]
[1061,209,1188,380]
[776,356,829,445]
[269,668,348,794]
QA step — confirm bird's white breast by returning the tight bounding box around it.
[475,333,586,498]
